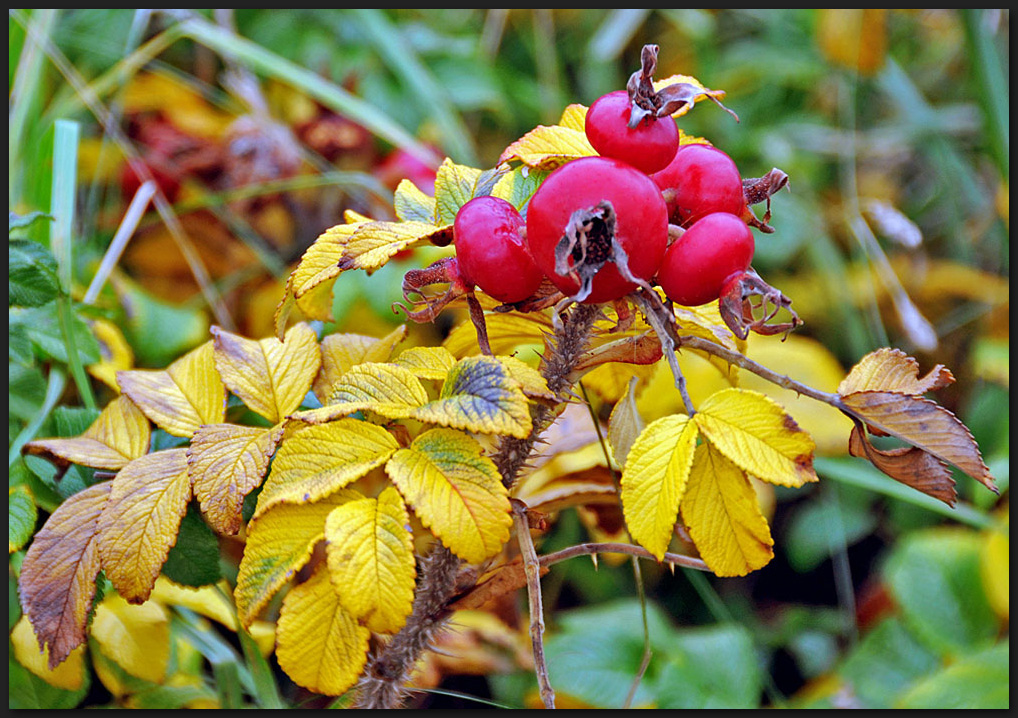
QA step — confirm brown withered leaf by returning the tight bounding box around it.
[848,425,957,506]
[448,558,550,612]
[18,481,113,668]
[840,391,995,494]
[838,347,954,397]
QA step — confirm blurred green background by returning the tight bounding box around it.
[9,9,1009,709]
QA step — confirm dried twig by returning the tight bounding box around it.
[512,499,555,709]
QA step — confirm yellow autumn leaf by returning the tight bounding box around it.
[636,351,737,425]
[18,481,111,668]
[188,423,284,535]
[254,419,399,517]
[394,177,439,223]
[581,361,659,405]
[386,428,512,564]
[412,356,532,438]
[498,105,597,170]
[212,322,321,424]
[838,347,954,397]
[25,395,151,470]
[981,510,1009,622]
[118,341,226,437]
[235,490,360,627]
[680,442,775,577]
[497,354,555,402]
[97,449,192,603]
[292,362,429,424]
[337,220,452,273]
[434,158,491,226]
[90,593,170,684]
[443,307,554,359]
[324,486,416,634]
[620,414,699,560]
[694,388,818,488]
[149,578,238,630]
[607,377,644,468]
[313,324,408,400]
[392,345,458,381]
[87,318,134,391]
[11,615,87,691]
[741,333,854,456]
[275,562,370,696]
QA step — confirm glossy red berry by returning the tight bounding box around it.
[526,156,669,304]
[650,143,746,226]
[453,196,544,304]
[656,212,755,306]
[584,91,680,175]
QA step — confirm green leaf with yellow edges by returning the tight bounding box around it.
[90,593,170,684]
[393,177,439,224]
[292,362,429,424]
[275,562,370,697]
[212,322,321,424]
[490,165,549,210]
[25,395,151,470]
[433,158,486,226]
[187,423,284,536]
[386,428,511,564]
[324,486,416,634]
[392,345,458,381]
[9,484,37,554]
[235,489,360,627]
[694,388,818,488]
[412,355,532,438]
[620,414,699,560]
[118,341,226,438]
[254,419,399,518]
[97,449,193,603]
[17,482,111,669]
[680,442,775,577]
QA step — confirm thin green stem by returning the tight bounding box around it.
[9,367,67,468]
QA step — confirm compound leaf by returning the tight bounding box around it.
[392,345,457,381]
[212,322,320,425]
[18,481,112,668]
[188,423,284,535]
[620,414,699,560]
[118,341,226,438]
[97,449,192,603]
[24,395,151,470]
[694,388,817,488]
[275,563,370,696]
[313,325,407,400]
[386,428,511,564]
[681,442,774,577]
[324,486,416,634]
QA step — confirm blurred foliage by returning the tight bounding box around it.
[8,8,1009,709]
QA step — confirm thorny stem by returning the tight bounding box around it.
[354,302,600,709]
[512,499,555,709]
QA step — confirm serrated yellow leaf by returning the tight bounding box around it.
[620,414,699,560]
[255,419,399,517]
[18,481,111,668]
[498,121,597,171]
[394,177,439,223]
[386,428,511,564]
[25,395,151,470]
[557,103,588,132]
[325,486,416,633]
[444,310,552,360]
[412,356,532,438]
[188,424,283,535]
[293,362,429,424]
[607,377,645,468]
[212,323,321,424]
[838,347,954,397]
[275,563,370,696]
[434,159,485,226]
[11,615,87,691]
[680,442,774,577]
[118,341,226,437]
[150,577,238,630]
[313,325,408,400]
[235,490,359,627]
[694,388,817,488]
[87,318,134,391]
[392,345,458,381]
[90,593,170,684]
[338,220,451,272]
[498,355,555,402]
[97,449,192,603]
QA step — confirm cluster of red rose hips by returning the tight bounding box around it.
[405,45,797,342]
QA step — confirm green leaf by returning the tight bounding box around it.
[8,654,89,709]
[113,276,210,367]
[161,504,223,588]
[837,616,940,708]
[882,528,999,655]
[653,623,763,709]
[9,362,48,423]
[9,210,52,234]
[8,485,38,553]
[897,642,1009,709]
[10,302,101,365]
[783,487,878,572]
[9,239,62,307]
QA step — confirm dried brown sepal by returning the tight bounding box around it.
[848,423,957,506]
[742,168,790,233]
[718,268,803,341]
[626,44,739,125]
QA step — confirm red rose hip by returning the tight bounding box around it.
[584,90,680,174]
[656,212,755,306]
[650,143,746,226]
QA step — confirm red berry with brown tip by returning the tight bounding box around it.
[584,90,680,175]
